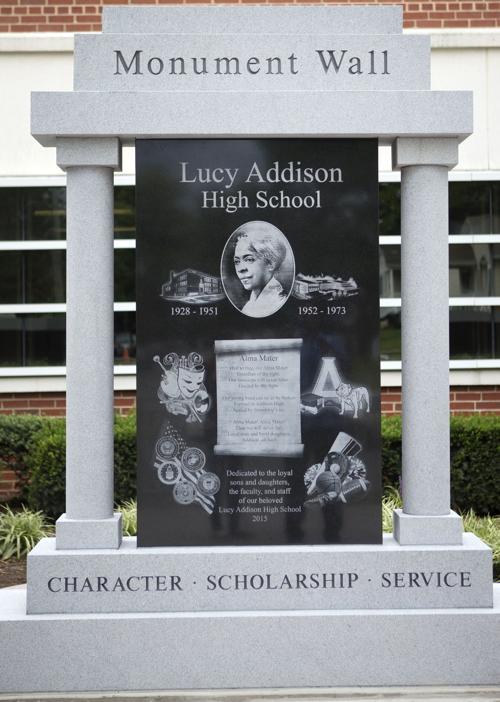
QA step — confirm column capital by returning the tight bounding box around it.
[392,137,459,170]
[56,137,122,171]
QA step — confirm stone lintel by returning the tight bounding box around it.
[32,91,473,147]
[55,513,123,550]
[393,509,464,546]
[102,5,404,36]
[392,137,459,169]
[56,137,122,171]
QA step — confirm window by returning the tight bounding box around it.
[1,180,499,370]
[449,182,500,235]
[379,183,400,237]
[378,180,500,364]
[0,314,65,366]
[380,307,499,362]
[379,243,500,298]
[450,307,499,360]
[0,188,66,241]
[0,186,136,366]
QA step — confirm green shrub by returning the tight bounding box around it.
[381,485,402,532]
[25,419,66,520]
[381,415,500,516]
[0,415,44,501]
[450,415,500,516]
[2,412,497,518]
[119,498,137,536]
[381,415,402,489]
[114,412,137,506]
[0,505,53,560]
[25,414,137,520]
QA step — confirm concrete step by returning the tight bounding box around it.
[1,688,500,702]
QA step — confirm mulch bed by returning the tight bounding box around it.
[0,557,26,588]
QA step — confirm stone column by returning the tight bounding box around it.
[55,138,123,549]
[392,138,463,545]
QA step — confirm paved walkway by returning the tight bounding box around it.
[1,688,500,701]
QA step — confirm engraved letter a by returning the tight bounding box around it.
[311,357,342,397]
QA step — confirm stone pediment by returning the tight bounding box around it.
[30,6,472,146]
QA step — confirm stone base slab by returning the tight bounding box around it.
[55,513,122,550]
[27,533,492,614]
[2,688,500,702]
[393,509,464,545]
[1,586,500,692]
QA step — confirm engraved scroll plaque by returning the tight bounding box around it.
[214,338,303,457]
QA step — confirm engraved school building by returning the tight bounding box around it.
[0,0,499,436]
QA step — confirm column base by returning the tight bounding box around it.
[55,513,122,550]
[393,509,463,545]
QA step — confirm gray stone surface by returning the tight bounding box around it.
[31,90,473,147]
[73,34,429,93]
[2,690,500,702]
[4,692,500,702]
[398,161,452,521]
[56,137,122,170]
[102,5,403,36]
[57,155,120,544]
[26,534,492,614]
[392,136,459,168]
[1,586,500,692]
[394,510,464,545]
[55,514,122,551]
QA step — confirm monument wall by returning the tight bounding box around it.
[0,5,499,693]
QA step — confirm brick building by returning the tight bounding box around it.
[0,0,499,428]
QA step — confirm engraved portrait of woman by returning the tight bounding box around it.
[221,221,295,318]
